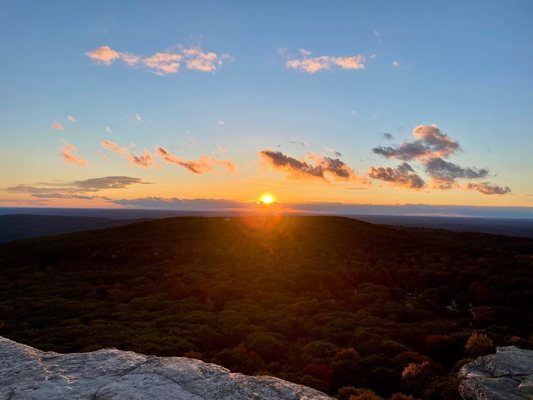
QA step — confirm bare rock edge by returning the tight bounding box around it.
[0,336,333,400]
[458,346,533,400]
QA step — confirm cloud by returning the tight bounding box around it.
[425,158,488,189]
[134,113,143,123]
[74,176,150,191]
[51,121,64,131]
[181,45,231,72]
[101,140,155,168]
[466,182,512,195]
[67,115,76,123]
[157,146,235,174]
[6,176,150,199]
[111,196,242,210]
[142,52,182,74]
[373,30,381,43]
[373,124,460,161]
[260,149,364,182]
[128,150,154,168]
[85,45,120,64]
[85,45,230,75]
[105,126,112,134]
[372,124,510,195]
[60,143,87,167]
[286,49,366,74]
[383,133,393,141]
[392,61,400,67]
[31,193,111,200]
[368,162,425,189]
[102,139,127,154]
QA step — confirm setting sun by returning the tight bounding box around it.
[259,193,276,205]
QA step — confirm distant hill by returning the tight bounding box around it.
[352,215,533,239]
[0,216,531,399]
[0,214,144,243]
[1,207,533,239]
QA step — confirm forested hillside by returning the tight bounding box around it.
[0,216,531,399]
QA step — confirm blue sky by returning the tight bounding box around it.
[1,0,532,215]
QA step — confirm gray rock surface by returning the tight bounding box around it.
[0,336,333,400]
[458,346,533,400]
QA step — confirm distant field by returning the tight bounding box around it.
[0,216,531,399]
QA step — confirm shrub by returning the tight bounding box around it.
[464,333,493,358]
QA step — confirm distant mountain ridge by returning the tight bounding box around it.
[0,214,144,243]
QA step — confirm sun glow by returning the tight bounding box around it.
[259,193,276,205]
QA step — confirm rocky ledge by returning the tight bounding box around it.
[458,346,533,400]
[0,336,333,400]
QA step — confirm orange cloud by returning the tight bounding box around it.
[128,150,154,168]
[51,121,64,131]
[286,49,366,74]
[101,140,127,154]
[101,140,155,168]
[86,45,230,75]
[85,45,120,65]
[157,146,235,174]
[60,143,87,167]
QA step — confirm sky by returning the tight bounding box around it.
[1,1,532,216]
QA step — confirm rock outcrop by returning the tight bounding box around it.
[458,346,533,400]
[0,336,333,400]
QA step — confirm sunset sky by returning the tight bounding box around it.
[1,1,532,216]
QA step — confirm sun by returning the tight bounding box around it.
[259,193,276,205]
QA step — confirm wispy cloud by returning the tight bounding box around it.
[157,146,235,174]
[286,49,366,74]
[134,113,143,123]
[6,176,150,199]
[368,162,425,189]
[51,121,64,131]
[67,115,77,123]
[60,143,87,167]
[102,139,127,154]
[86,44,230,75]
[392,61,400,67]
[181,45,231,72]
[466,182,512,195]
[373,30,381,43]
[105,126,112,134]
[128,150,154,168]
[101,140,155,168]
[260,149,365,183]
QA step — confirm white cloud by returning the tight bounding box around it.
[105,126,112,134]
[134,113,143,123]
[392,61,400,67]
[373,30,381,43]
[67,115,76,123]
